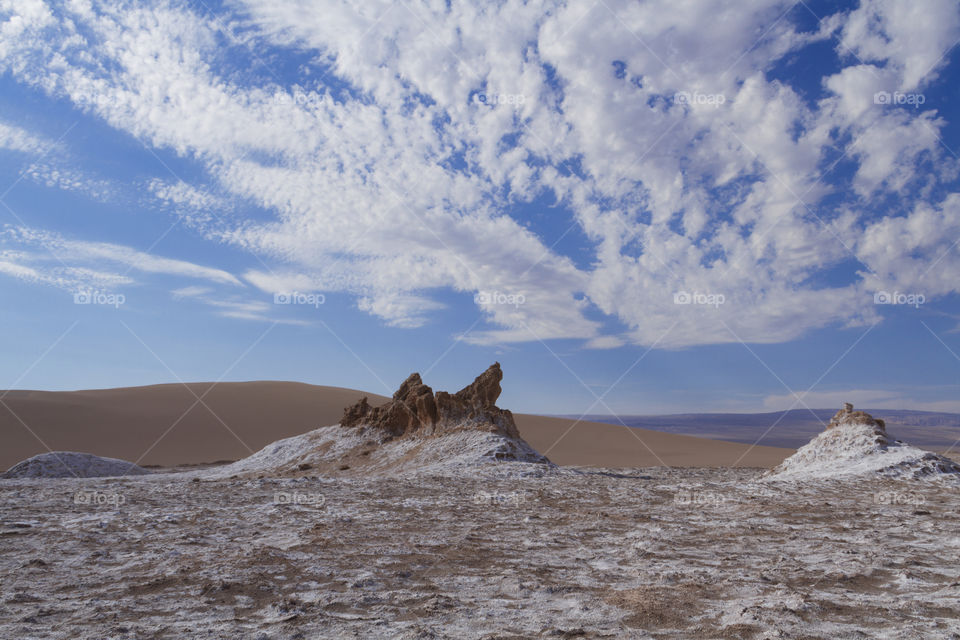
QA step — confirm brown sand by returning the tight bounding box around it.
[0,382,793,471]
[516,413,793,468]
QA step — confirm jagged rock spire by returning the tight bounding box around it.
[340,363,520,439]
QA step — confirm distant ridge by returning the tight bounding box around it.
[565,408,960,449]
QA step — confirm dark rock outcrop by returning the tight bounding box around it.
[340,363,521,439]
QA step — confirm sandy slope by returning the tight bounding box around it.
[0,382,389,471]
[0,382,793,470]
[515,414,791,468]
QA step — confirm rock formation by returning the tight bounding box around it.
[207,363,551,479]
[826,402,886,437]
[340,362,522,439]
[769,403,960,480]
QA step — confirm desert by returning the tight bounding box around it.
[3,366,959,639]
[2,0,960,638]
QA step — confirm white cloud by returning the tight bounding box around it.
[0,0,957,346]
[584,335,626,350]
[204,299,274,322]
[0,120,119,200]
[0,249,132,290]
[839,0,960,90]
[0,120,53,155]
[23,161,115,200]
[0,258,42,281]
[170,285,212,299]
[170,283,307,324]
[357,293,444,329]
[149,179,225,211]
[856,193,960,297]
[0,225,242,289]
[243,270,324,296]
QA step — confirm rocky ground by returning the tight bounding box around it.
[2,465,959,639]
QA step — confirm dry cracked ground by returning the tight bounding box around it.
[2,467,959,639]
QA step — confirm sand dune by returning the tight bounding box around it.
[0,382,389,471]
[0,382,793,470]
[517,414,791,468]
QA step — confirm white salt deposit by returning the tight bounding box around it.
[205,423,553,480]
[768,404,960,482]
[2,451,149,479]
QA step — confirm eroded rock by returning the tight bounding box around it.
[340,363,521,439]
[826,402,886,434]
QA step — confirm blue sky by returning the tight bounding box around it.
[1,0,960,415]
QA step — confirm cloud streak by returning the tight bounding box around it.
[0,225,242,290]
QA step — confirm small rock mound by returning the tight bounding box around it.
[768,403,960,481]
[2,452,149,479]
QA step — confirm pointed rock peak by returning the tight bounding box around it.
[340,363,521,440]
[454,362,503,408]
[395,371,425,391]
[393,372,433,402]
